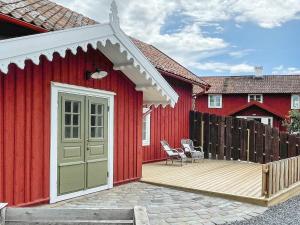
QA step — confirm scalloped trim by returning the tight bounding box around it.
[0,37,173,107]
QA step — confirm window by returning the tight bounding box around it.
[90,103,104,138]
[248,94,263,103]
[64,100,81,139]
[291,95,300,109]
[142,108,151,146]
[208,95,222,108]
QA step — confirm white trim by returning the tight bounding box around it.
[291,94,300,109]
[248,94,263,103]
[50,82,115,204]
[0,2,178,107]
[236,116,273,127]
[142,108,151,146]
[208,94,222,108]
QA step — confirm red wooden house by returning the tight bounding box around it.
[0,0,209,206]
[194,72,300,131]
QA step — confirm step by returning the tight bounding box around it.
[5,219,134,225]
[5,208,133,221]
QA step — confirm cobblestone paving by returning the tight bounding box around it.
[49,182,267,225]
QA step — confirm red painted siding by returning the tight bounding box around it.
[0,46,143,206]
[195,94,292,130]
[142,77,192,162]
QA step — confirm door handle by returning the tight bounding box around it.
[87,147,90,151]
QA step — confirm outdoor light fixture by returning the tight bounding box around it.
[86,68,108,80]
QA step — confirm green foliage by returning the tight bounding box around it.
[283,110,300,134]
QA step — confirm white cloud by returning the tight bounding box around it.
[229,49,254,58]
[53,0,300,74]
[272,65,300,74]
[189,62,254,74]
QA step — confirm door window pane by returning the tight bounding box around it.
[90,103,104,138]
[73,115,79,125]
[73,102,79,113]
[64,100,81,139]
[65,127,71,138]
[91,104,96,114]
[65,114,71,125]
[97,116,103,126]
[91,127,96,138]
[91,116,96,126]
[73,127,79,138]
[97,127,103,138]
[97,105,103,115]
[65,101,72,112]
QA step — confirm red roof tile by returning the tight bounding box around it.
[0,0,208,88]
[194,75,300,94]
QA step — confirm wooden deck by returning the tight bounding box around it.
[142,160,272,206]
[142,160,300,206]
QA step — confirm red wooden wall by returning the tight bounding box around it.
[0,46,143,206]
[142,77,193,162]
[196,94,291,116]
[196,94,291,130]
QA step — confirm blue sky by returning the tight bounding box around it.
[55,0,300,76]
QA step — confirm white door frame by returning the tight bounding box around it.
[50,82,115,203]
[236,115,273,127]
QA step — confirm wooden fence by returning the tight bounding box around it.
[262,155,300,197]
[190,111,300,164]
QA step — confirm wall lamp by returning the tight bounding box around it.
[86,68,108,80]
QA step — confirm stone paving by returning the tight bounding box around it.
[48,182,267,225]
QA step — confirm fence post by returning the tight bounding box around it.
[262,164,269,197]
[247,129,250,162]
[201,121,204,148]
[0,203,7,225]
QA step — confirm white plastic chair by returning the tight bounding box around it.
[161,140,187,166]
[181,139,204,162]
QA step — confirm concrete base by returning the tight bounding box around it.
[0,203,7,225]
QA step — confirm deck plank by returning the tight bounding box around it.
[142,160,262,200]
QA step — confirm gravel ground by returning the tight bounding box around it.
[225,195,300,225]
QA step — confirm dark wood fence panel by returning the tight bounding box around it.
[190,111,300,164]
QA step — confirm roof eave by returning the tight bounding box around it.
[0,4,179,108]
[158,69,210,88]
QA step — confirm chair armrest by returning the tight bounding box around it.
[194,146,204,152]
[173,148,184,153]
